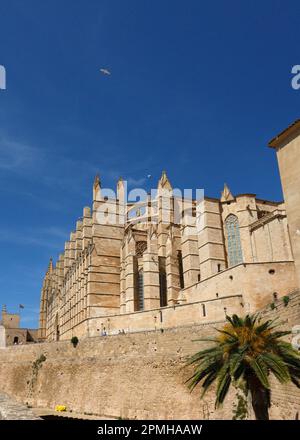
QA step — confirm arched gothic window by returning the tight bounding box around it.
[136,241,147,258]
[159,257,167,307]
[177,250,184,289]
[225,214,243,267]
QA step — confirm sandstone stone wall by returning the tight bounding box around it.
[0,326,5,348]
[257,289,300,419]
[186,261,297,311]
[0,291,299,420]
[270,122,300,287]
[0,322,231,420]
[54,259,297,340]
[87,293,243,337]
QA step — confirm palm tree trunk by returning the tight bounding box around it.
[248,375,270,420]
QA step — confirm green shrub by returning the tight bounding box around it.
[270,302,276,310]
[71,336,79,347]
[33,354,46,369]
[29,354,47,396]
[283,296,290,307]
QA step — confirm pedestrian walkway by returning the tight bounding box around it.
[0,393,41,420]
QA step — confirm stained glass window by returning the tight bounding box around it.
[225,214,243,267]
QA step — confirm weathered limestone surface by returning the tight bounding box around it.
[0,393,41,420]
[269,121,300,286]
[0,291,299,420]
[0,323,234,419]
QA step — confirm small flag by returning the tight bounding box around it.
[19,304,24,309]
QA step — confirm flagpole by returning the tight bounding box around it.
[18,304,24,323]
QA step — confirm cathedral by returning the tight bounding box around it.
[39,119,300,342]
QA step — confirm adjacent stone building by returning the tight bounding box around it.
[39,120,300,341]
[0,306,38,348]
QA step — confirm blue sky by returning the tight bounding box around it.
[0,0,299,328]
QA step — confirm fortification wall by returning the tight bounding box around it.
[187,261,297,311]
[59,294,243,340]
[0,322,232,420]
[0,292,299,420]
[60,260,297,341]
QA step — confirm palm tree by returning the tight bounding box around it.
[186,314,300,420]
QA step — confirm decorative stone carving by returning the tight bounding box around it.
[136,241,147,258]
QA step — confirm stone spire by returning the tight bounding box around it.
[117,176,124,192]
[158,170,172,190]
[94,174,101,189]
[48,257,53,273]
[93,174,102,201]
[117,176,126,203]
[221,183,234,203]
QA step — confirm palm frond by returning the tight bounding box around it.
[261,352,290,383]
[226,314,243,328]
[186,311,300,419]
[249,356,270,389]
[291,377,300,388]
[187,346,222,365]
[255,320,272,334]
[215,328,238,342]
[229,353,243,377]
[191,337,218,343]
[266,331,291,340]
[186,360,222,390]
[201,370,219,397]
[215,362,231,407]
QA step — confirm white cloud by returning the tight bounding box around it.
[0,137,41,170]
[0,226,68,249]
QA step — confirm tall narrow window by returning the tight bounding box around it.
[55,313,60,341]
[137,269,144,311]
[177,250,184,289]
[134,256,144,311]
[225,214,243,267]
[159,257,167,307]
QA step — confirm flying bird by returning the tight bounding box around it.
[100,68,111,76]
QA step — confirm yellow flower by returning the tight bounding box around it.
[55,405,67,412]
